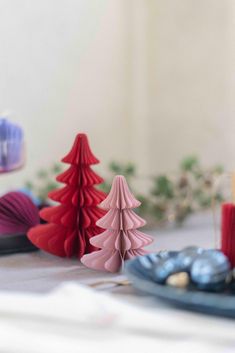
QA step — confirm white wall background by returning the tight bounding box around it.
[147,0,235,175]
[0,0,234,191]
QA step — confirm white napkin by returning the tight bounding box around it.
[0,283,234,353]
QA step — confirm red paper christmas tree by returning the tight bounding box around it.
[81,175,153,272]
[27,133,106,258]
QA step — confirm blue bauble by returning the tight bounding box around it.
[176,246,204,271]
[135,251,177,279]
[191,250,231,291]
[151,256,181,284]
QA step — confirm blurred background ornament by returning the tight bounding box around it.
[0,117,38,254]
[0,117,25,173]
[0,191,40,254]
[0,191,40,235]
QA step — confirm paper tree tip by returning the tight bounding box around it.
[62,133,99,165]
[100,174,141,210]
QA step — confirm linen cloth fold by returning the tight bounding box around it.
[0,282,235,353]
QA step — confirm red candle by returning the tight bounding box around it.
[221,203,235,267]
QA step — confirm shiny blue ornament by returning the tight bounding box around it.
[151,256,181,284]
[191,250,231,291]
[135,251,177,279]
[176,246,204,271]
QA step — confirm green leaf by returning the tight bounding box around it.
[36,169,48,179]
[198,195,212,208]
[24,181,34,190]
[151,204,167,221]
[152,175,174,199]
[109,161,122,174]
[124,163,136,177]
[180,156,199,171]
[213,165,224,174]
[51,163,63,174]
[215,193,224,202]
[136,195,149,215]
[46,181,59,192]
[98,181,111,194]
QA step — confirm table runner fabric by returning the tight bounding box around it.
[0,282,234,353]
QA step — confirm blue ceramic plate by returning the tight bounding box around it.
[125,255,235,318]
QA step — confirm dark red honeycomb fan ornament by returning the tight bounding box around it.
[27,133,106,259]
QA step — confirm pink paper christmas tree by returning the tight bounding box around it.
[81,175,153,272]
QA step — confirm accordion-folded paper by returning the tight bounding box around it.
[0,191,40,235]
[81,175,153,272]
[28,133,106,259]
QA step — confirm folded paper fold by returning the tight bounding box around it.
[97,209,146,230]
[0,191,40,234]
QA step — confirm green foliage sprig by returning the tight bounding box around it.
[24,156,225,227]
[149,156,224,225]
[99,156,225,226]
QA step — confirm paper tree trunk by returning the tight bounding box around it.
[27,133,106,258]
[81,175,153,272]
